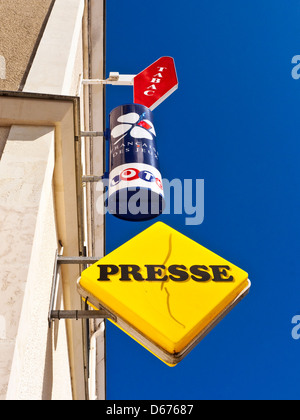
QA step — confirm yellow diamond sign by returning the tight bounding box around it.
[78,222,250,366]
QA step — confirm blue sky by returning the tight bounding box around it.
[104,0,300,400]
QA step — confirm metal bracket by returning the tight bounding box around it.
[57,256,101,265]
[80,131,104,137]
[51,310,111,321]
[48,253,115,327]
[82,175,104,183]
[82,73,135,86]
[80,128,110,139]
[82,171,108,183]
[80,127,110,183]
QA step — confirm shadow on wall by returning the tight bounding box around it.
[0,120,54,162]
[0,56,7,159]
[0,127,10,161]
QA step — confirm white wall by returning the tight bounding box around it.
[0,0,88,400]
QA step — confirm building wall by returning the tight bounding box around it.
[0,0,105,400]
[0,0,54,91]
[0,0,54,157]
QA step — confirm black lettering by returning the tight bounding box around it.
[145,265,168,281]
[168,265,189,281]
[119,264,144,281]
[190,265,211,282]
[98,265,119,281]
[210,265,234,282]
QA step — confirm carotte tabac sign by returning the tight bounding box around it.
[78,222,250,366]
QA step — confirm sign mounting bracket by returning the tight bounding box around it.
[82,73,135,86]
[48,253,116,327]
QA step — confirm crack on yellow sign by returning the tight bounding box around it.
[164,287,186,329]
[161,233,173,290]
[161,233,186,329]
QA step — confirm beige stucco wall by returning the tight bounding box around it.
[0,0,54,158]
[0,0,89,400]
[0,0,56,399]
[0,0,106,400]
[0,0,54,92]
[1,126,71,400]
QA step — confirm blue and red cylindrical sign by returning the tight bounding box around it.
[107,104,165,221]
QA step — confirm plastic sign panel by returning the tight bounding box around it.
[107,104,165,221]
[78,223,250,366]
[134,57,178,110]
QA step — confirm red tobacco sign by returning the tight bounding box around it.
[133,57,178,111]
